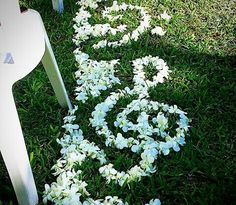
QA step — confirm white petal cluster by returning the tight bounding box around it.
[77,0,104,9]
[146,199,161,205]
[73,0,170,103]
[91,90,189,185]
[91,1,152,49]
[43,0,178,204]
[44,106,162,205]
[73,0,152,48]
[74,50,120,102]
[160,11,171,21]
[132,56,171,98]
[151,26,166,36]
[89,56,189,186]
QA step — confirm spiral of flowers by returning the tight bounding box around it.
[42,0,188,205]
[90,56,189,186]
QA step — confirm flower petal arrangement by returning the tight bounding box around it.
[43,0,190,205]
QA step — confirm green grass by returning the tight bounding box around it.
[1,0,235,204]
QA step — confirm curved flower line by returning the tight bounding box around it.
[90,56,189,186]
[43,106,161,205]
[132,55,171,98]
[73,0,152,49]
[93,1,152,49]
[73,0,170,103]
[43,0,178,204]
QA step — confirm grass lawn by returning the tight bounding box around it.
[0,0,235,204]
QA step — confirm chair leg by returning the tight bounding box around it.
[52,0,64,13]
[0,85,38,205]
[41,19,72,110]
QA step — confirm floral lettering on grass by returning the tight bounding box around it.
[43,1,189,205]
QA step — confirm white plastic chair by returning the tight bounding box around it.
[0,0,72,204]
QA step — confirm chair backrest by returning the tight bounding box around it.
[0,0,45,85]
